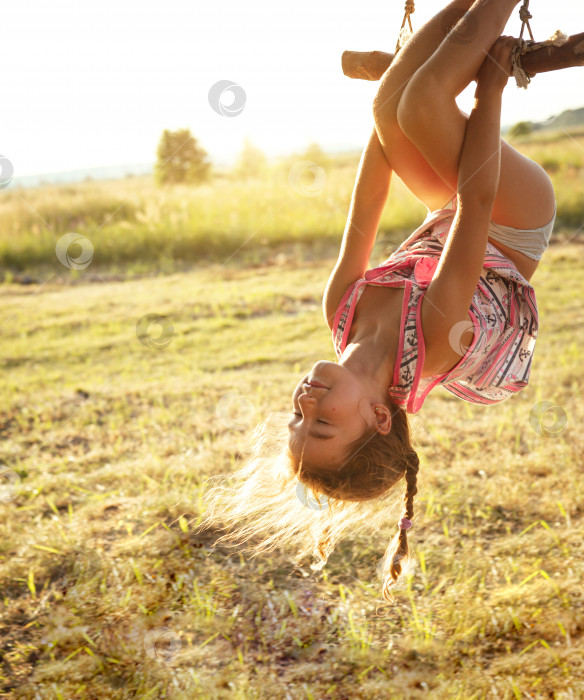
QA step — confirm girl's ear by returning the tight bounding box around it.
[373,404,392,435]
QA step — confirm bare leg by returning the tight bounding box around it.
[372,0,476,210]
[373,0,556,231]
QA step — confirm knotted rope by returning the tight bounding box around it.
[395,0,415,54]
[518,0,535,42]
[512,0,569,89]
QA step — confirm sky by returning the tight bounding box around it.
[3,0,583,177]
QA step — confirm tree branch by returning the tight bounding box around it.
[341,32,584,81]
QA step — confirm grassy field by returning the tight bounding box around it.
[1,131,584,699]
[1,129,584,280]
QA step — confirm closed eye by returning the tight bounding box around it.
[291,413,329,425]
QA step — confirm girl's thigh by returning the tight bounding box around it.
[372,120,456,213]
[496,141,556,230]
[380,94,555,229]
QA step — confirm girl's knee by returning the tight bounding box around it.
[372,88,400,130]
[396,72,441,141]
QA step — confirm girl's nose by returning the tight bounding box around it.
[298,392,316,411]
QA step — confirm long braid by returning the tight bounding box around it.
[386,451,420,593]
[403,452,420,521]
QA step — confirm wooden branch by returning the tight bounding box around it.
[523,33,584,75]
[341,50,396,81]
[342,32,584,81]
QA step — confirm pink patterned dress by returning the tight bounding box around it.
[332,208,538,414]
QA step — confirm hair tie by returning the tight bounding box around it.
[399,517,412,530]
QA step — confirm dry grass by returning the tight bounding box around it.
[1,128,583,280]
[1,234,583,698]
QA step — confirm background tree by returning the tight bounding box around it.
[234,138,268,180]
[273,140,331,178]
[508,121,533,139]
[155,128,211,185]
[301,141,330,170]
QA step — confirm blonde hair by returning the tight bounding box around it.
[195,399,420,602]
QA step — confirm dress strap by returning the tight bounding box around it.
[388,258,439,413]
[387,280,425,411]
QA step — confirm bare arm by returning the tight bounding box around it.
[421,38,512,350]
[323,126,392,328]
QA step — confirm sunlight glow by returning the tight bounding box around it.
[3,0,581,177]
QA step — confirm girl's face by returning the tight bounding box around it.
[287,361,380,471]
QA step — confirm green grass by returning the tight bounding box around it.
[1,129,583,697]
[1,237,583,698]
[0,158,426,280]
[2,128,583,279]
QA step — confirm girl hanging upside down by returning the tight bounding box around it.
[197,0,556,602]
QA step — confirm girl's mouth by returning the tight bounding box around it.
[307,379,328,389]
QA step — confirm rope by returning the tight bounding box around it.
[518,0,535,42]
[512,1,569,89]
[511,30,569,89]
[395,0,415,54]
